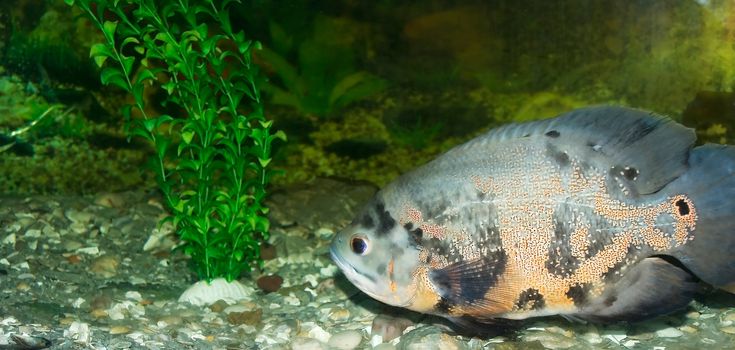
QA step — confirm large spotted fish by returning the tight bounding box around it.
[330,106,735,329]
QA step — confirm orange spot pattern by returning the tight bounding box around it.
[402,142,698,318]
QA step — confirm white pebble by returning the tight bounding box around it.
[125,291,142,302]
[2,233,16,246]
[327,330,363,350]
[320,265,338,277]
[655,327,683,338]
[308,325,331,343]
[24,229,41,238]
[64,321,91,344]
[315,227,334,239]
[291,336,326,350]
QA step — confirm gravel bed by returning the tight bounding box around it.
[1,179,734,349]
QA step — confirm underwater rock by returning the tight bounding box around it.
[371,314,414,342]
[226,308,263,326]
[327,329,363,350]
[89,254,119,278]
[257,274,284,293]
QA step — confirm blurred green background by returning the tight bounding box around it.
[1,0,734,194]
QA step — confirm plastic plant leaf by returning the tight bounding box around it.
[100,68,129,90]
[102,20,118,38]
[90,43,112,67]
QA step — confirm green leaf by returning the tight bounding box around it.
[182,131,194,144]
[121,55,135,75]
[155,138,170,158]
[328,71,387,109]
[273,130,287,142]
[100,67,128,90]
[102,20,118,38]
[90,43,112,67]
[258,157,271,168]
[64,0,75,5]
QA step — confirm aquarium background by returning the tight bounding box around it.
[2,0,735,349]
[1,0,734,194]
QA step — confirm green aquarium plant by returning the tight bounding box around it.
[66,0,285,296]
[259,19,387,119]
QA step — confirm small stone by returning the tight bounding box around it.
[109,326,130,334]
[227,309,262,326]
[686,311,700,319]
[328,308,351,322]
[257,274,283,293]
[260,243,277,260]
[721,326,735,334]
[210,300,229,313]
[16,282,30,292]
[373,343,396,350]
[63,241,83,251]
[89,255,120,278]
[90,309,108,318]
[156,315,183,326]
[125,291,142,302]
[655,327,683,338]
[680,325,697,334]
[724,313,735,322]
[327,330,363,350]
[223,305,251,314]
[307,325,332,343]
[24,229,42,238]
[94,193,126,208]
[371,314,414,342]
[291,336,326,350]
[65,209,93,224]
[90,295,113,310]
[315,227,334,239]
[580,331,602,344]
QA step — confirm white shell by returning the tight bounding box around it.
[178,278,253,306]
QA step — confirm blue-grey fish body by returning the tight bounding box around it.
[330,106,735,327]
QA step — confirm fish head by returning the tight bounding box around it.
[330,197,422,307]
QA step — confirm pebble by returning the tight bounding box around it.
[291,337,326,350]
[371,314,414,342]
[109,325,131,334]
[257,274,284,293]
[655,327,683,338]
[16,282,30,292]
[89,255,120,278]
[720,326,735,334]
[307,324,332,343]
[65,209,93,224]
[328,307,350,322]
[227,309,263,326]
[680,325,698,334]
[373,343,397,350]
[327,330,363,350]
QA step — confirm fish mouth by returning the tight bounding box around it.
[330,245,355,276]
[329,246,377,286]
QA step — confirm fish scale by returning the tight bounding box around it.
[330,106,735,330]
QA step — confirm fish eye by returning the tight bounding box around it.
[350,236,370,255]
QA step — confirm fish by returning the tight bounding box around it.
[330,106,735,330]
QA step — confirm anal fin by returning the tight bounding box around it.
[573,256,700,322]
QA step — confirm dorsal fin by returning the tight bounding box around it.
[460,106,696,195]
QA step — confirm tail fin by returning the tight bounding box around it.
[666,144,735,293]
